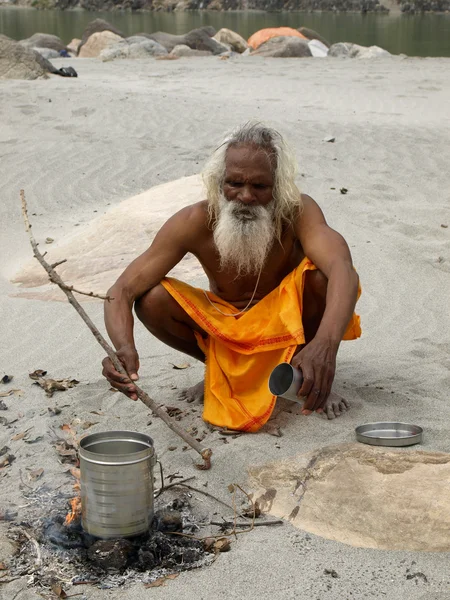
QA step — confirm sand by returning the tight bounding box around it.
[1,54,450,599]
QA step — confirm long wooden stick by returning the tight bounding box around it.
[20,190,212,470]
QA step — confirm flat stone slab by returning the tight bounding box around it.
[249,443,450,551]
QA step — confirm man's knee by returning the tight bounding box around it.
[134,284,169,324]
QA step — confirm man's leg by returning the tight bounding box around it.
[301,269,349,419]
[135,284,206,402]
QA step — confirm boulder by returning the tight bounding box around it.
[213,28,248,53]
[78,19,124,55]
[144,28,227,55]
[33,47,61,60]
[298,27,331,48]
[183,28,228,54]
[0,37,57,80]
[252,36,312,58]
[329,42,390,58]
[78,31,123,58]
[328,42,353,57]
[67,38,81,54]
[248,27,307,51]
[170,44,212,57]
[101,38,168,61]
[137,32,184,53]
[308,39,329,57]
[19,33,67,53]
[355,45,391,58]
[201,26,217,37]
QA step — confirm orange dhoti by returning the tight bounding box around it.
[161,258,361,432]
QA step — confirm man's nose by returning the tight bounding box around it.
[238,185,256,204]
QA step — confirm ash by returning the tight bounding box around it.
[6,486,215,596]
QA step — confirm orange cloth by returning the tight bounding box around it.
[248,27,307,50]
[161,258,361,432]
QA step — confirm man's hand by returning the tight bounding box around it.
[291,339,338,414]
[101,344,140,401]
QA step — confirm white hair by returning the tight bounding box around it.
[202,122,302,239]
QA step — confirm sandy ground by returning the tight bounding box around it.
[1,55,450,599]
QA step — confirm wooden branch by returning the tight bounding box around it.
[58,283,112,301]
[20,190,212,470]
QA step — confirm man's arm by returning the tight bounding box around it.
[102,204,202,398]
[292,194,359,411]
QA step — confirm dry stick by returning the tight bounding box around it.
[20,190,212,470]
[209,519,283,528]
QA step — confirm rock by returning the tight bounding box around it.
[101,38,168,61]
[78,19,124,55]
[249,443,450,552]
[328,42,354,57]
[308,39,329,57]
[298,26,331,48]
[329,42,390,58]
[87,538,133,571]
[213,28,248,53]
[252,36,312,58]
[355,45,391,58]
[145,27,227,55]
[78,31,123,58]
[170,44,212,57]
[248,27,307,51]
[67,38,81,54]
[19,33,67,53]
[0,37,57,80]
[183,28,228,54]
[201,25,217,37]
[33,47,60,60]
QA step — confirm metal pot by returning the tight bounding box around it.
[79,430,156,539]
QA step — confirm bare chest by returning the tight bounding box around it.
[192,231,304,307]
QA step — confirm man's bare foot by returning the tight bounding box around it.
[177,380,205,404]
[318,392,349,419]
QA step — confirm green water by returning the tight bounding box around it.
[1,7,450,57]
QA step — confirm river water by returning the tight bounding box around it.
[1,7,450,57]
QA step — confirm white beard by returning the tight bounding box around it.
[213,195,276,276]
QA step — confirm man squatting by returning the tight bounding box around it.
[102,122,361,431]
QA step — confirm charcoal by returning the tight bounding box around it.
[88,539,134,571]
[152,509,183,532]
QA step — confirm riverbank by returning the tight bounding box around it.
[1,55,450,598]
[2,7,450,56]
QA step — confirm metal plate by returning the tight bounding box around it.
[355,422,423,447]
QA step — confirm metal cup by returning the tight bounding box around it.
[268,363,304,404]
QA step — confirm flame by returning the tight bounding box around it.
[65,466,82,526]
[65,496,82,525]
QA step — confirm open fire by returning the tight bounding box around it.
[3,483,217,597]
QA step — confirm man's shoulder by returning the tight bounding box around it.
[169,200,211,242]
[175,200,210,227]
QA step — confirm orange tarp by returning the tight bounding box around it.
[161,258,361,432]
[248,27,307,51]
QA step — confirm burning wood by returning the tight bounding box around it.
[65,497,81,526]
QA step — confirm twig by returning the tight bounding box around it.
[50,259,67,269]
[20,190,212,470]
[209,519,283,527]
[228,484,256,536]
[154,476,196,498]
[59,283,112,301]
[175,483,234,511]
[22,530,42,570]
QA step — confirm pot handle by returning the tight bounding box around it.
[154,459,164,496]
